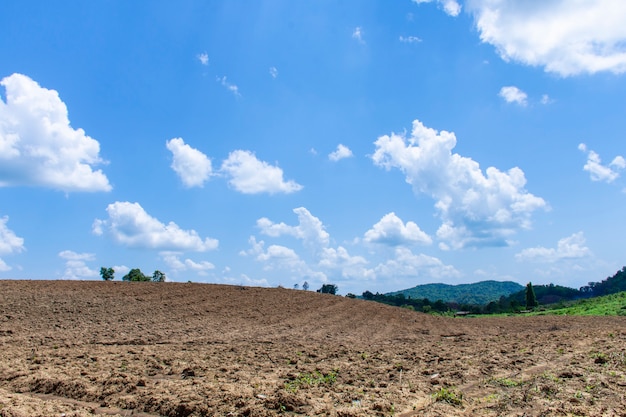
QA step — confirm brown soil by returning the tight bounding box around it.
[0,280,625,416]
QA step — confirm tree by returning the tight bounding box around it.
[525,282,538,309]
[302,281,309,291]
[293,283,300,290]
[152,270,166,282]
[100,267,115,281]
[123,268,150,282]
[317,284,338,295]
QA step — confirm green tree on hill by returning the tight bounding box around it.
[526,282,538,309]
[123,268,150,282]
[317,284,338,295]
[152,270,166,282]
[100,267,115,281]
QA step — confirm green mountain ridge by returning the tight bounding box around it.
[387,280,524,305]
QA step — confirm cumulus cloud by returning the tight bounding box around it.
[166,138,213,188]
[241,236,319,277]
[413,0,461,17]
[221,150,302,194]
[257,207,330,248]
[161,252,215,275]
[364,212,432,246]
[372,119,546,249]
[59,250,98,280]
[93,201,218,251]
[269,67,278,78]
[328,144,353,162]
[0,73,111,192]
[578,143,625,183]
[197,52,209,66]
[515,232,591,263]
[352,27,365,44]
[499,86,528,106]
[0,215,24,271]
[466,0,626,76]
[374,247,460,279]
[217,76,241,97]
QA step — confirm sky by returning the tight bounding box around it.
[1,0,625,295]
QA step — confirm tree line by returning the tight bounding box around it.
[100,267,166,282]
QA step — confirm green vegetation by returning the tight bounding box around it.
[284,370,338,393]
[118,268,167,282]
[317,284,338,295]
[100,267,115,281]
[525,282,538,309]
[360,266,626,316]
[387,280,524,305]
[431,387,463,406]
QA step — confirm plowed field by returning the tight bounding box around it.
[0,280,625,416]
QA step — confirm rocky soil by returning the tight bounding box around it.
[0,280,625,416]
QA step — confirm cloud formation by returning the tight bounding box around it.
[413,0,461,17]
[328,144,353,162]
[515,232,591,263]
[352,27,365,44]
[269,67,278,78]
[364,212,432,246]
[499,86,527,106]
[166,138,213,188]
[0,215,24,271]
[467,0,626,76]
[399,36,422,44]
[257,207,330,248]
[221,150,303,194]
[578,143,625,183]
[93,201,218,251]
[0,73,111,192]
[59,250,98,280]
[217,76,241,97]
[372,119,546,249]
[374,247,460,279]
[161,252,215,275]
[197,52,209,66]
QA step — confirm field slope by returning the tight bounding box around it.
[0,280,625,416]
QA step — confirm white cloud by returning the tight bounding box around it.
[217,76,241,97]
[0,215,24,271]
[499,86,527,106]
[364,212,432,246]
[352,26,365,44]
[467,0,626,76]
[328,144,354,162]
[372,119,546,249]
[257,207,330,248]
[161,252,215,275]
[413,0,461,17]
[540,94,553,105]
[578,143,625,183]
[515,232,591,263]
[93,201,218,251]
[374,247,461,279]
[59,250,98,280]
[0,73,111,192]
[399,35,422,43]
[241,236,318,277]
[269,67,278,78]
[197,52,209,66]
[166,138,213,188]
[221,150,302,194]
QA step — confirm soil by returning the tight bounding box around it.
[0,280,625,417]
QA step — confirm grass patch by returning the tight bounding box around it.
[284,370,337,392]
[432,387,463,406]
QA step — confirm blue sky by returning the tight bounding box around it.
[1,0,625,295]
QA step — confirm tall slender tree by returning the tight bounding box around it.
[525,282,538,309]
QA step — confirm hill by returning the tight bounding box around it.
[387,280,524,304]
[0,280,624,416]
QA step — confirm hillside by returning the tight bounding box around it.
[0,280,625,416]
[387,280,524,304]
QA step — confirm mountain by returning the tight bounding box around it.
[386,280,524,305]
